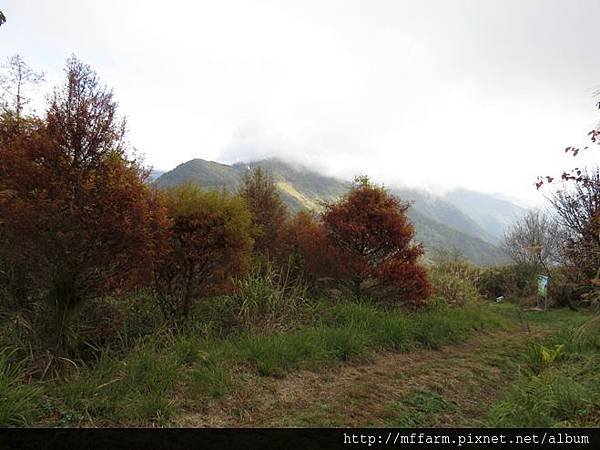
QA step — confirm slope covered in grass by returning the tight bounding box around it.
[180,306,596,427]
[5,296,595,428]
[39,301,507,426]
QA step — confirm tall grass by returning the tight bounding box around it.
[12,258,590,427]
[486,314,600,427]
[230,265,313,332]
[427,251,483,308]
[0,349,41,426]
[53,343,180,426]
[44,301,509,425]
[194,265,315,338]
[211,301,508,378]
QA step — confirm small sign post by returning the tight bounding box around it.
[537,275,549,310]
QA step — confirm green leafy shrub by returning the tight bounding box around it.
[477,263,539,300]
[429,248,481,283]
[154,184,253,328]
[427,250,482,307]
[428,271,481,308]
[238,166,288,261]
[539,344,566,366]
[488,315,600,427]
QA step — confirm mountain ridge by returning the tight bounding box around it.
[442,189,525,242]
[155,157,518,265]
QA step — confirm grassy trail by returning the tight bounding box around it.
[178,314,561,427]
[10,304,593,428]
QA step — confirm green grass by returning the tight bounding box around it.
[495,303,591,329]
[188,362,232,399]
[485,315,600,427]
[172,335,202,366]
[284,403,344,427]
[270,307,597,428]
[28,299,598,427]
[211,302,508,378]
[0,350,41,426]
[384,389,455,427]
[51,345,180,426]
[40,301,508,425]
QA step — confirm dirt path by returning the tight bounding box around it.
[177,326,544,427]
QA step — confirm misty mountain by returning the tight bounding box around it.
[156,158,349,212]
[391,187,497,244]
[155,159,242,189]
[155,158,516,265]
[148,169,165,182]
[443,189,526,242]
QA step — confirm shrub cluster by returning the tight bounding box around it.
[0,57,432,372]
[476,263,587,309]
[476,263,539,301]
[427,249,482,308]
[0,58,168,358]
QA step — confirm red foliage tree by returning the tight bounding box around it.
[279,210,336,286]
[0,57,167,351]
[320,177,430,307]
[153,184,253,326]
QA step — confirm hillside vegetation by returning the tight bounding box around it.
[156,158,513,265]
[1,55,598,432]
[2,275,597,427]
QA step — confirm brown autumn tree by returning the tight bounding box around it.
[238,167,287,260]
[536,96,600,287]
[153,184,253,327]
[278,209,337,287]
[320,177,430,307]
[0,56,167,352]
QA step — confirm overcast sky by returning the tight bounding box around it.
[2,0,599,203]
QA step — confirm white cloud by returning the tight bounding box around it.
[2,0,599,204]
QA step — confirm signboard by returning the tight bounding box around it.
[537,275,549,298]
